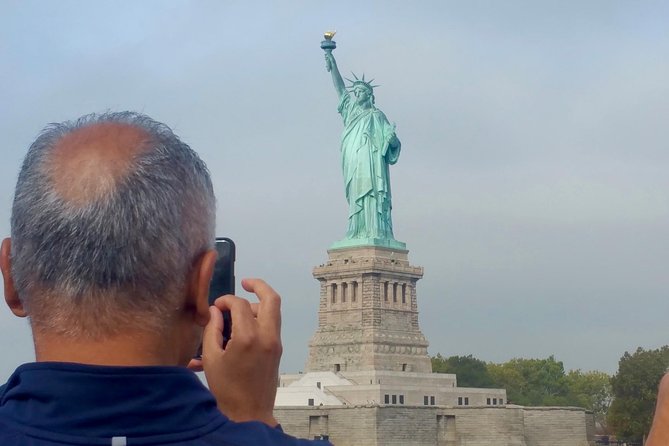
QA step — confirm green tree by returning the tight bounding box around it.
[565,370,612,431]
[432,353,612,426]
[608,346,669,442]
[431,354,494,388]
[487,356,570,406]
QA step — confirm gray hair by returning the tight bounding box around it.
[10,111,215,337]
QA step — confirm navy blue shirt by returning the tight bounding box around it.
[0,362,330,446]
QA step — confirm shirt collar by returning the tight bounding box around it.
[0,362,226,438]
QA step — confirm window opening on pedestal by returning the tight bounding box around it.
[399,395,404,404]
[331,283,337,304]
[334,363,341,372]
[341,282,347,302]
[402,363,407,371]
[424,396,429,405]
[308,398,314,406]
[352,281,357,302]
[393,283,397,303]
[391,395,397,404]
[430,396,435,405]
[402,284,406,303]
[383,282,388,301]
[384,394,390,404]
[317,382,321,389]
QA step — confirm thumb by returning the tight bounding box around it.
[202,306,225,357]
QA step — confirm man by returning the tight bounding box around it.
[0,112,330,445]
[324,51,401,243]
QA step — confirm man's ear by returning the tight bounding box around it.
[0,238,27,317]
[187,249,217,327]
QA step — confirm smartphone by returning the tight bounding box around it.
[196,237,235,358]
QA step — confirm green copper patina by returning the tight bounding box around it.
[322,33,406,250]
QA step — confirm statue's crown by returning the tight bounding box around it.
[345,73,380,93]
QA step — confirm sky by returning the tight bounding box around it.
[1,0,668,383]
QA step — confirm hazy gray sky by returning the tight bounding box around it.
[1,0,668,382]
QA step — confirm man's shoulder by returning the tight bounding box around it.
[0,364,331,445]
[0,415,331,446]
[0,417,28,446]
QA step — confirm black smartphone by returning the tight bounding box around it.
[196,237,235,358]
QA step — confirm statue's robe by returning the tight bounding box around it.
[338,92,400,240]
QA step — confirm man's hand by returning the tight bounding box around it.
[199,278,282,427]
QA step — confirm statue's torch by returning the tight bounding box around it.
[321,31,337,72]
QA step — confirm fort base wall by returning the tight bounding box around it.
[275,405,594,446]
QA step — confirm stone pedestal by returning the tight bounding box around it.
[306,245,432,373]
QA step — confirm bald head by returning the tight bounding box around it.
[49,122,150,204]
[10,112,216,338]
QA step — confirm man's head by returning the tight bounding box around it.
[1,112,216,352]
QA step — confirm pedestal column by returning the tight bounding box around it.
[306,246,431,373]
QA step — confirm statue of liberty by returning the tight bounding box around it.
[322,33,405,250]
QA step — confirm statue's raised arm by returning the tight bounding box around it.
[320,33,405,250]
[325,52,346,99]
[321,32,345,99]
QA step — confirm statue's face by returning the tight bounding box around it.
[353,86,372,106]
